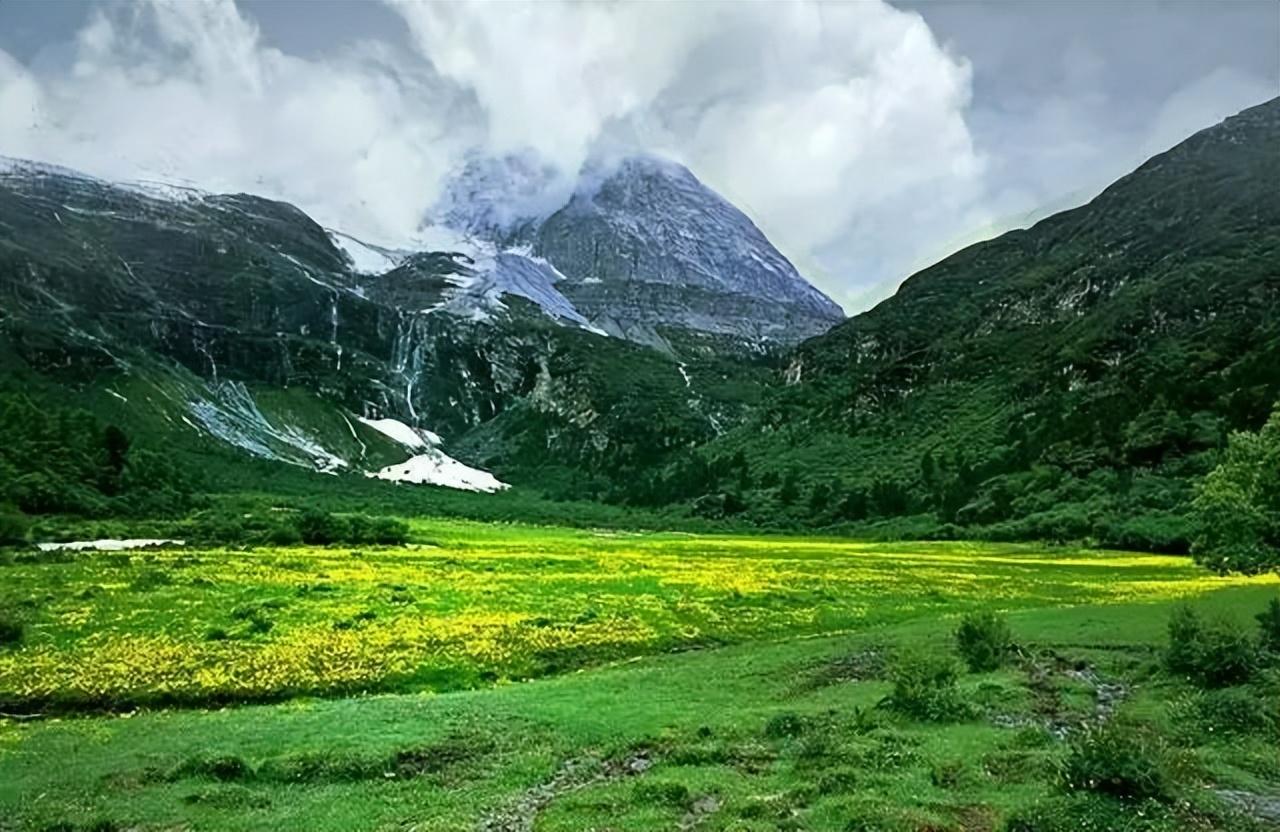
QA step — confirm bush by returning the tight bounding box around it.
[169,754,256,782]
[885,650,970,722]
[1164,604,1202,676]
[0,607,24,647]
[266,522,302,546]
[1193,687,1279,738]
[1191,405,1280,575]
[955,611,1014,672]
[291,511,404,545]
[929,759,976,790]
[189,511,250,546]
[763,712,807,739]
[0,505,29,545]
[1165,605,1258,687]
[1002,794,1178,832]
[1061,722,1176,802]
[1258,597,1280,654]
[633,780,691,807]
[297,510,347,545]
[1096,511,1193,554]
[370,516,409,545]
[344,514,374,544]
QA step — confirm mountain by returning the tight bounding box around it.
[0,153,799,499]
[653,97,1280,545]
[1,98,1274,538]
[434,154,846,351]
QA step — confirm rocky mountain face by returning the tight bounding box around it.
[673,97,1280,536]
[530,156,845,347]
[433,154,846,351]
[0,154,793,492]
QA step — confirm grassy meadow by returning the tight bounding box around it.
[1,521,1279,830]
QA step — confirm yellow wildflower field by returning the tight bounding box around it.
[1,520,1273,709]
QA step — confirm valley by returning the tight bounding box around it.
[0,10,1276,829]
[0,525,1276,830]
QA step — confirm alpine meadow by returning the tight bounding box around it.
[0,2,1278,832]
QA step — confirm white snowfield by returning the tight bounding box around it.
[37,539,185,552]
[355,416,441,449]
[368,451,509,493]
[326,229,404,275]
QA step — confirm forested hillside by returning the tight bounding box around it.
[633,98,1280,550]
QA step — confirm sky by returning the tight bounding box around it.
[0,1,1276,312]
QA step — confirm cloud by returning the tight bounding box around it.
[0,0,1273,312]
[0,0,473,246]
[390,0,984,307]
[0,0,988,308]
[391,1,713,173]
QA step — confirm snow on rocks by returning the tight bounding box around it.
[327,229,404,275]
[356,416,436,449]
[367,449,509,493]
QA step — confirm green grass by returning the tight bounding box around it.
[1,525,1277,830]
[2,522,1271,710]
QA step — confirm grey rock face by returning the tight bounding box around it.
[432,153,846,347]
[532,156,845,344]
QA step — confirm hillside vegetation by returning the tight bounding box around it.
[633,98,1280,550]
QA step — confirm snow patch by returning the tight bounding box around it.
[0,155,103,182]
[368,449,509,493]
[413,223,490,261]
[187,381,347,473]
[327,229,404,275]
[355,416,441,450]
[37,539,185,552]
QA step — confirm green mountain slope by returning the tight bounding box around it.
[654,97,1280,546]
[0,157,780,510]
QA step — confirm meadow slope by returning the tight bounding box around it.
[1,524,1278,831]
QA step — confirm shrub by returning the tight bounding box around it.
[1166,605,1259,687]
[169,754,255,782]
[371,516,409,545]
[1191,405,1280,575]
[1096,511,1193,555]
[929,759,975,789]
[255,750,383,783]
[344,514,374,544]
[0,607,24,647]
[1061,723,1176,802]
[763,712,807,739]
[1258,597,1280,654]
[297,510,347,545]
[1002,794,1178,832]
[1193,687,1279,738]
[129,569,174,591]
[0,505,29,545]
[1165,604,1203,676]
[886,650,970,722]
[266,522,302,546]
[633,780,691,807]
[243,612,274,636]
[955,611,1014,672]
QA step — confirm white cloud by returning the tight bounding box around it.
[392,0,713,174]
[391,0,985,308]
[0,0,472,246]
[0,0,1271,313]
